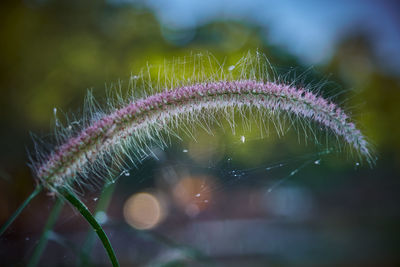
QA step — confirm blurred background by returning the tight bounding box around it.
[0,0,400,266]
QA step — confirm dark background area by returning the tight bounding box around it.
[0,0,399,266]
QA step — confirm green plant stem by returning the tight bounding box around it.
[0,185,43,236]
[78,182,116,267]
[27,197,64,267]
[61,189,120,267]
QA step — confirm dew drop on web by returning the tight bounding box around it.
[354,162,360,170]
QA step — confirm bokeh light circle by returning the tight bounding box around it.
[123,192,164,230]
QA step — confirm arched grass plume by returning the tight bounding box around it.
[2,52,375,267]
[32,52,373,193]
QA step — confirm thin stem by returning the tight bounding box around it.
[61,189,120,267]
[27,197,64,267]
[78,182,116,267]
[0,185,43,236]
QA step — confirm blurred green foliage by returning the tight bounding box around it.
[1,0,399,219]
[0,0,399,265]
[0,0,399,206]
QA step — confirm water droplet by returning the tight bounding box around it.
[240,136,245,143]
[131,75,139,80]
[290,170,298,176]
[182,149,188,153]
[68,125,72,130]
[121,170,130,177]
[355,162,360,166]
[93,197,98,201]
[195,193,201,197]
[314,159,321,165]
[228,65,235,71]
[53,107,57,115]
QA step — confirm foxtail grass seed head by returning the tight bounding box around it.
[29,52,374,193]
